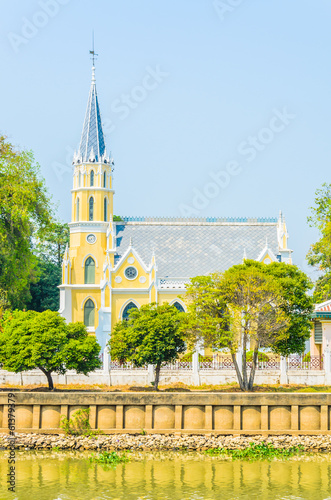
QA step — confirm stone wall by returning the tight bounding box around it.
[2,392,331,435]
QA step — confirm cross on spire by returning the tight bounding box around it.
[89,31,98,66]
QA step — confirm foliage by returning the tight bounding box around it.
[109,303,185,390]
[307,183,331,302]
[245,350,269,362]
[205,442,304,461]
[60,409,102,436]
[180,352,212,362]
[0,310,102,389]
[0,136,54,308]
[184,265,289,390]
[303,351,311,362]
[233,260,314,356]
[113,215,123,222]
[27,256,62,311]
[89,450,130,467]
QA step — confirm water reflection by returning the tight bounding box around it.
[0,451,331,499]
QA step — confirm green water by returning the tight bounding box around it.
[0,450,331,499]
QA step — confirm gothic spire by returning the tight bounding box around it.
[77,64,106,163]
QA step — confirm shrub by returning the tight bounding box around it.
[60,409,102,436]
[303,352,311,362]
[246,351,269,362]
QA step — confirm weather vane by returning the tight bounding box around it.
[89,31,98,66]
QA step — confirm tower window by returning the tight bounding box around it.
[122,302,138,321]
[89,197,94,221]
[90,170,94,187]
[84,298,95,327]
[84,256,95,284]
[103,171,107,188]
[76,198,80,222]
[104,197,108,222]
[173,301,185,312]
[78,171,82,187]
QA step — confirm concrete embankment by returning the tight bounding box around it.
[2,433,331,452]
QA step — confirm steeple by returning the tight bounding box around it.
[76,64,107,163]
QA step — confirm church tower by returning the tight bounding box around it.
[59,62,115,353]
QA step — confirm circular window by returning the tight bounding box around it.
[125,266,138,280]
[86,233,96,244]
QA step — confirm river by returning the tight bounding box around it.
[0,450,330,499]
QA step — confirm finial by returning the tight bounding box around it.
[89,30,98,66]
[129,237,133,246]
[265,237,269,247]
[242,248,247,263]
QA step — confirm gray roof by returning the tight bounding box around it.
[78,66,106,162]
[115,217,280,278]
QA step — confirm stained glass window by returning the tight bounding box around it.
[103,171,107,188]
[104,197,107,222]
[89,197,94,221]
[84,257,95,284]
[76,198,80,222]
[90,170,94,187]
[125,267,138,279]
[122,302,138,320]
[173,302,185,312]
[84,299,95,327]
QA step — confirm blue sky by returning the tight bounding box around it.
[1,0,330,277]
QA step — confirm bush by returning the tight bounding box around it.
[246,351,269,362]
[60,409,102,436]
[180,352,212,362]
[303,352,311,362]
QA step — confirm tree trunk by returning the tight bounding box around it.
[248,346,259,390]
[38,367,54,390]
[242,330,248,390]
[154,362,162,391]
[231,353,245,391]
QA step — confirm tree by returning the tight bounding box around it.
[28,222,69,312]
[229,260,314,355]
[0,310,101,390]
[307,183,331,302]
[109,303,185,390]
[185,266,290,391]
[0,136,53,308]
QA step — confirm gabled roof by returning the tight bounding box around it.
[114,217,281,278]
[77,66,106,162]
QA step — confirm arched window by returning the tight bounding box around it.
[76,198,80,222]
[173,301,185,312]
[90,170,94,187]
[84,299,95,327]
[103,171,107,188]
[89,197,94,221]
[104,197,108,222]
[84,257,95,284]
[78,171,82,187]
[122,302,138,321]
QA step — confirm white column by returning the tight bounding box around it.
[147,364,154,384]
[280,356,288,385]
[324,343,331,384]
[103,346,111,385]
[192,351,200,386]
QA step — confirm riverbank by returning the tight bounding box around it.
[2,433,331,452]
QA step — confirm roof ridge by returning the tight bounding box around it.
[118,216,278,223]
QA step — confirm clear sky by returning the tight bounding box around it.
[1,0,330,278]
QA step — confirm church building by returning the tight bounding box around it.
[59,63,293,354]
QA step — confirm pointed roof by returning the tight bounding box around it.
[78,65,106,162]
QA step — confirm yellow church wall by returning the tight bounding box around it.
[71,289,101,329]
[69,233,107,286]
[157,292,186,309]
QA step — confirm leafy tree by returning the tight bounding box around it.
[109,303,185,390]
[185,266,290,391]
[230,260,314,355]
[28,222,69,312]
[307,183,331,302]
[0,310,101,389]
[0,136,53,308]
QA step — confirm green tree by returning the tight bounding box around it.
[0,310,101,389]
[0,136,53,308]
[109,303,185,390]
[307,183,331,302]
[230,260,314,355]
[28,222,69,312]
[185,266,291,391]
